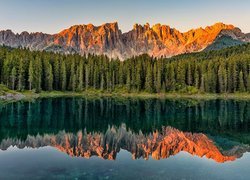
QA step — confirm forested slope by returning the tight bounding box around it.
[0,43,250,93]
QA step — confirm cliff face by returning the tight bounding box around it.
[122,23,238,58]
[0,126,245,163]
[0,30,52,49]
[53,22,124,56]
[0,22,248,60]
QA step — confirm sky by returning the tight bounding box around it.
[0,0,250,34]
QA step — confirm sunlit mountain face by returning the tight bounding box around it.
[0,98,250,163]
[1,22,249,60]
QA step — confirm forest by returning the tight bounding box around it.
[0,43,250,94]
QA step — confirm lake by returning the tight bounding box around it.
[0,97,250,180]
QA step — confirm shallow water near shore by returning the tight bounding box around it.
[0,97,250,180]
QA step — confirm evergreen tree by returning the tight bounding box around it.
[186,63,193,86]
[218,64,227,93]
[53,57,60,90]
[28,60,34,90]
[156,62,162,93]
[17,58,25,91]
[194,65,200,89]
[126,68,131,92]
[100,72,104,91]
[77,60,84,91]
[34,56,42,93]
[238,71,245,92]
[11,67,17,90]
[228,61,237,93]
[136,63,142,91]
[47,64,53,91]
[60,61,67,91]
[247,73,250,92]
[69,59,76,91]
[207,62,216,93]
[200,75,205,92]
[145,63,154,93]
[85,64,89,90]
[176,62,185,89]
[166,64,175,91]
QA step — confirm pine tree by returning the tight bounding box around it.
[145,64,154,93]
[69,59,76,91]
[207,62,216,93]
[135,63,142,91]
[223,66,228,93]
[60,61,67,91]
[165,64,174,91]
[85,64,89,90]
[186,63,192,86]
[28,60,34,90]
[72,73,76,92]
[93,62,98,89]
[228,61,237,93]
[106,68,111,92]
[11,67,17,90]
[156,64,162,93]
[200,75,205,92]
[218,64,227,93]
[238,71,245,92]
[34,56,42,93]
[194,65,200,89]
[47,64,53,91]
[100,72,104,91]
[247,73,250,92]
[2,55,11,88]
[53,57,60,90]
[17,58,25,91]
[126,68,131,92]
[112,70,115,91]
[176,62,185,89]
[118,63,124,86]
[77,60,83,91]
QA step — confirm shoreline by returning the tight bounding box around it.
[39,91,250,99]
[1,90,250,104]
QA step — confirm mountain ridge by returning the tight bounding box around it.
[0,22,249,59]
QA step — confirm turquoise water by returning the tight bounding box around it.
[0,98,250,179]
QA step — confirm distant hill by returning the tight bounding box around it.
[204,27,250,51]
[204,35,245,51]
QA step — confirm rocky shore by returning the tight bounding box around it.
[0,93,25,101]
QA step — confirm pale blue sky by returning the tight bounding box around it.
[0,0,250,34]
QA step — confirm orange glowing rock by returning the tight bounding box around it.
[1,22,248,60]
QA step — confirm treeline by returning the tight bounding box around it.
[0,44,250,93]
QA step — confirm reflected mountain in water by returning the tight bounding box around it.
[0,97,250,163]
[1,125,250,163]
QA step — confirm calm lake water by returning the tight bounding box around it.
[0,97,250,180]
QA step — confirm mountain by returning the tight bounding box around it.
[0,22,249,59]
[205,27,250,51]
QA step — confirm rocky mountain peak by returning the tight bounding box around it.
[0,22,248,60]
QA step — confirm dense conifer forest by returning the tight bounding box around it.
[0,44,250,93]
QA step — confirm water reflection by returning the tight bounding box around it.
[0,97,250,163]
